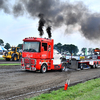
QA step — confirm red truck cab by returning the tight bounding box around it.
[21,37,65,73]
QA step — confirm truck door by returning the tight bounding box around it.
[41,43,48,58]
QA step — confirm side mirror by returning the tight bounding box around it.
[41,46,44,52]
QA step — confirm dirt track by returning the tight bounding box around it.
[0,65,100,100]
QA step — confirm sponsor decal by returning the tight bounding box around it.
[26,54,33,58]
[42,54,46,57]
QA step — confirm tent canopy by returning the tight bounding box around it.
[0,45,6,52]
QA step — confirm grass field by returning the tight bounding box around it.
[0,63,21,66]
[27,78,100,100]
[0,57,4,60]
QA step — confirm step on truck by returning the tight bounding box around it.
[21,37,67,73]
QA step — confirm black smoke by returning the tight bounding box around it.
[13,2,24,17]
[81,15,100,40]
[1,0,100,40]
[0,0,10,13]
[46,26,52,38]
[38,14,45,37]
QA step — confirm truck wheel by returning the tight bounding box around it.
[6,58,10,61]
[40,64,47,73]
[61,63,66,72]
[80,64,83,70]
[12,55,18,61]
[95,63,98,68]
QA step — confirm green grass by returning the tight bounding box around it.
[27,78,100,100]
[0,63,21,66]
[0,57,4,60]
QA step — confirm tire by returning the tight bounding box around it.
[12,55,18,61]
[61,63,66,72]
[17,59,19,61]
[95,62,98,68]
[61,58,66,62]
[40,64,47,73]
[80,64,83,70]
[6,58,10,61]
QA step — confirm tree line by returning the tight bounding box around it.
[81,48,94,56]
[1,38,79,54]
[0,39,95,55]
[54,43,79,55]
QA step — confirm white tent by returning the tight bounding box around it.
[0,45,6,57]
[0,45,5,52]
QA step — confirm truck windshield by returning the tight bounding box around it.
[23,42,40,52]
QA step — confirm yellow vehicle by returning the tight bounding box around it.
[80,56,85,60]
[3,47,22,61]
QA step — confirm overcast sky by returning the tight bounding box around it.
[0,0,100,52]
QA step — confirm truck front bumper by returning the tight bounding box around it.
[21,66,36,71]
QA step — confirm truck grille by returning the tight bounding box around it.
[31,59,36,64]
[24,59,30,64]
[24,57,36,65]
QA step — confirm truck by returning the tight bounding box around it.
[21,37,67,73]
[3,47,22,61]
[76,49,100,70]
